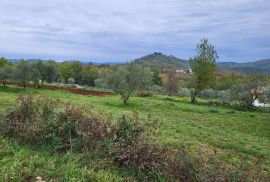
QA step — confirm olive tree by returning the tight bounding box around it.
[189,38,218,103]
[231,74,269,107]
[59,61,73,83]
[0,65,13,86]
[98,63,152,104]
[14,60,32,88]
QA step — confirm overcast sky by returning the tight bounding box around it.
[0,0,269,62]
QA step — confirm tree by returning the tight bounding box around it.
[152,69,163,86]
[59,61,73,83]
[0,57,10,68]
[189,38,218,103]
[99,63,152,104]
[70,61,83,84]
[81,64,99,86]
[32,60,47,87]
[215,71,241,90]
[45,60,58,83]
[0,65,13,86]
[14,60,32,88]
[164,69,179,96]
[231,74,269,107]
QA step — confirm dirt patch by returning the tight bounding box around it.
[6,82,113,97]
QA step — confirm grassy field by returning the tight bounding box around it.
[0,85,270,181]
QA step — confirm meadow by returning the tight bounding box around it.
[0,85,270,181]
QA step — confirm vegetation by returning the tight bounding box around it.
[0,86,270,181]
[134,52,189,69]
[189,38,218,103]
[164,69,179,96]
[1,38,270,181]
[97,63,152,104]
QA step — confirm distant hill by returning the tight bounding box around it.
[133,52,189,69]
[217,59,270,75]
[7,56,270,75]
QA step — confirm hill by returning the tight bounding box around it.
[133,52,189,69]
[217,59,270,75]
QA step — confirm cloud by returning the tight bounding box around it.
[0,0,269,62]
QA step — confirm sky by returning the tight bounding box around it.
[0,0,270,63]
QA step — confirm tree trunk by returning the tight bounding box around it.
[191,89,197,103]
[2,80,6,87]
[168,88,172,96]
[122,95,129,105]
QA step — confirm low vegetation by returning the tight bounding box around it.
[0,88,270,181]
[1,38,270,181]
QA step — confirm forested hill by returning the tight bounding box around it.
[133,52,189,69]
[217,58,270,75]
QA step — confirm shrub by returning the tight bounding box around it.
[137,90,153,97]
[57,105,116,152]
[199,89,218,99]
[0,95,116,152]
[112,114,168,180]
[2,95,263,181]
[218,90,233,103]
[1,95,59,144]
[149,84,163,94]
[178,88,191,97]
[260,86,270,104]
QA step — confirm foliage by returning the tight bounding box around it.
[59,61,73,83]
[178,87,191,97]
[164,69,179,96]
[1,90,270,181]
[0,65,13,86]
[189,38,218,103]
[70,61,83,84]
[81,64,99,86]
[215,72,241,90]
[134,52,189,69]
[152,69,163,86]
[98,63,152,104]
[199,89,219,99]
[260,86,270,103]
[230,74,269,108]
[149,84,163,94]
[13,60,33,88]
[0,95,116,152]
[0,57,11,68]
[45,60,58,83]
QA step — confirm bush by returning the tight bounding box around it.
[0,95,116,152]
[218,90,233,103]
[67,78,75,84]
[199,89,218,99]
[149,84,163,94]
[260,86,270,104]
[1,95,59,144]
[178,88,191,97]
[112,114,169,180]
[137,90,153,97]
[94,78,109,89]
[2,95,263,181]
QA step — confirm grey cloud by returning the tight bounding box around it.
[0,0,269,62]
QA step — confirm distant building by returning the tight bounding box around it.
[176,69,192,74]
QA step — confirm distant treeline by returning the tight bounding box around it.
[0,57,106,87]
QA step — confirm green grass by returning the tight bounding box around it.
[1,85,270,181]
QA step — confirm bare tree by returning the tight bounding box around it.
[164,69,179,96]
